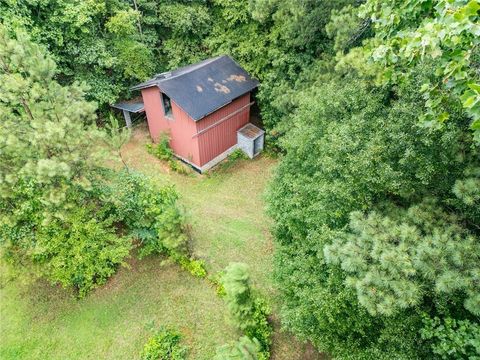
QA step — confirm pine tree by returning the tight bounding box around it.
[214,336,261,360]
[0,25,103,214]
[324,200,480,317]
[222,263,257,331]
[220,264,272,360]
[0,26,131,295]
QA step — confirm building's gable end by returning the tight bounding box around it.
[141,87,200,165]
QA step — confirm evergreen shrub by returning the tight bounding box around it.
[140,327,187,360]
[222,263,272,359]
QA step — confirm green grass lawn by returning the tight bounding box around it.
[0,124,319,360]
[1,259,235,360]
[122,129,277,293]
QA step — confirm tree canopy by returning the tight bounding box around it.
[1,0,479,358]
[0,26,187,296]
[266,1,480,358]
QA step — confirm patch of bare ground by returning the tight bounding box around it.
[270,314,327,360]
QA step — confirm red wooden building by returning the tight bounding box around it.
[127,55,263,172]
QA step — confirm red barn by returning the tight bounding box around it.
[129,55,263,172]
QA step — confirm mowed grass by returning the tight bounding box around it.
[121,127,277,293]
[0,258,235,360]
[0,124,319,360]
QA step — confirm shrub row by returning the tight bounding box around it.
[1,169,190,297]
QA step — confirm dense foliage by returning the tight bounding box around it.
[140,327,187,360]
[34,206,131,296]
[0,27,187,296]
[0,0,155,106]
[324,200,480,317]
[221,263,272,360]
[0,26,102,215]
[104,170,188,257]
[421,316,480,359]
[335,0,480,141]
[0,25,124,295]
[0,0,350,131]
[267,1,480,358]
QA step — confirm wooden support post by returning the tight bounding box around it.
[122,109,132,128]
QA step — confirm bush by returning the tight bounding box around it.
[140,327,187,360]
[0,178,43,265]
[106,170,188,257]
[222,263,272,359]
[173,254,207,278]
[0,178,132,297]
[244,297,272,357]
[229,149,248,161]
[105,170,210,279]
[146,133,189,174]
[209,271,226,297]
[214,336,262,360]
[168,159,189,175]
[34,206,131,297]
[14,169,193,297]
[421,315,480,359]
[146,133,174,161]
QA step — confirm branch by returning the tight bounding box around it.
[0,56,36,122]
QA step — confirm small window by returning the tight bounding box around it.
[161,93,173,118]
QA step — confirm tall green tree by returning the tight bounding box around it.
[0,25,102,214]
[332,0,480,141]
[267,72,479,358]
[0,0,155,106]
[0,25,133,295]
[0,27,188,296]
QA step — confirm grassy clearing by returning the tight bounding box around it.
[0,124,319,360]
[1,258,234,360]
[122,126,277,293]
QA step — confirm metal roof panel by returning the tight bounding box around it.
[112,100,144,113]
[132,56,259,121]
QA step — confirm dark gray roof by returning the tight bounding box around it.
[132,55,259,121]
[112,99,144,113]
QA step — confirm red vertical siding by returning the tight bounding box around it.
[195,93,251,166]
[142,88,251,169]
[141,87,200,165]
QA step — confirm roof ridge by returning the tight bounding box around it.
[157,55,225,83]
[131,55,228,91]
